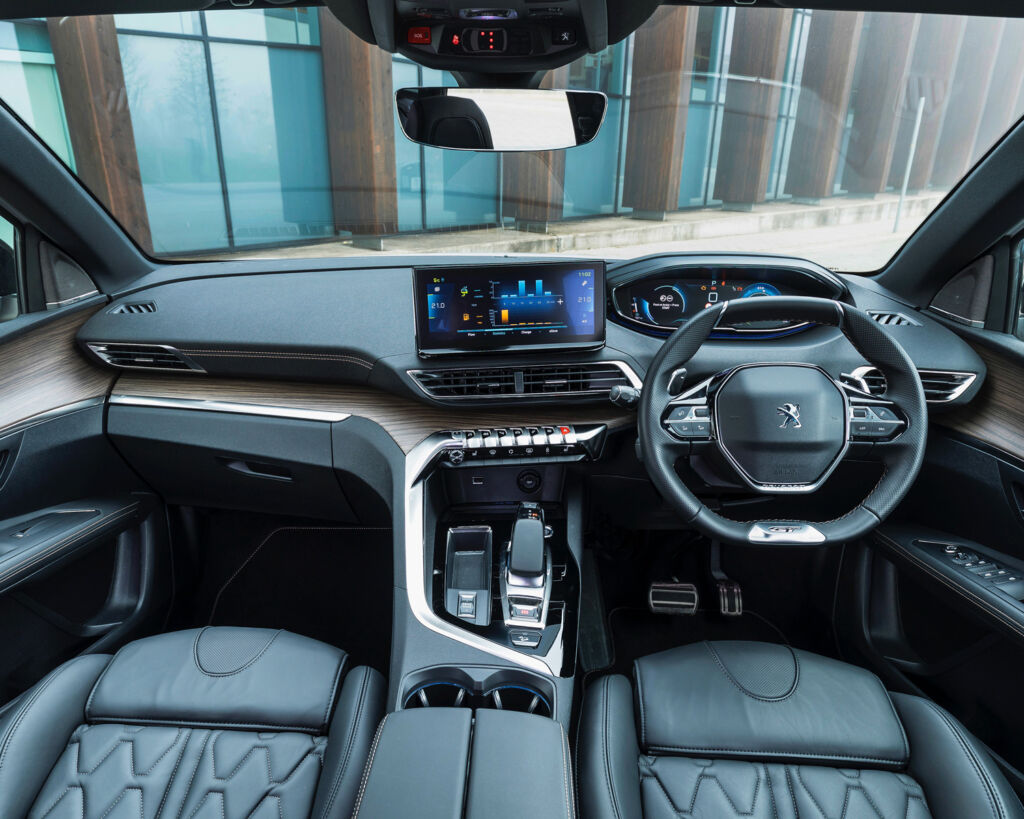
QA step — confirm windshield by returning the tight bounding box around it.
[1,8,1021,271]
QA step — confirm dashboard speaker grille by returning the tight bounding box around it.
[86,342,203,372]
[409,362,636,399]
[846,367,976,403]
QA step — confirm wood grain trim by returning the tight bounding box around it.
[937,344,1024,462]
[0,308,114,436]
[112,374,635,453]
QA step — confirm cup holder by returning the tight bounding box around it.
[483,684,552,717]
[401,667,556,718]
[403,681,472,709]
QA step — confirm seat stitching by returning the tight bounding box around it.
[35,785,81,818]
[785,766,799,819]
[920,700,1005,819]
[639,773,683,816]
[601,677,622,819]
[0,657,88,782]
[98,786,143,819]
[877,680,909,762]
[704,641,801,702]
[764,763,780,819]
[794,768,829,819]
[645,744,904,766]
[208,734,324,785]
[633,661,647,748]
[174,730,212,819]
[321,653,349,734]
[319,667,371,819]
[348,712,387,814]
[560,722,574,819]
[88,716,322,733]
[192,628,282,677]
[155,728,193,819]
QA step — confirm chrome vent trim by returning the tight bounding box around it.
[110,301,157,314]
[87,342,204,373]
[408,360,641,400]
[866,310,919,326]
[846,366,976,403]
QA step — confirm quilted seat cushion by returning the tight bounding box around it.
[30,723,327,819]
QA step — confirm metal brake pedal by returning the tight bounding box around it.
[709,540,743,616]
[648,582,699,615]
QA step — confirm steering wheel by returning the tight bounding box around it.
[637,297,927,545]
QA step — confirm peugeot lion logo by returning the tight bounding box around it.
[777,403,802,429]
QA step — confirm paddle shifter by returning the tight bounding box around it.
[501,502,552,630]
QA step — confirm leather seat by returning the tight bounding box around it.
[0,627,385,819]
[580,640,1024,819]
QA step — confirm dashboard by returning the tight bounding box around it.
[78,252,985,411]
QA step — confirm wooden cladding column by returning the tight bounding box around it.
[783,11,863,201]
[712,8,794,209]
[887,15,966,191]
[930,18,1005,187]
[501,66,569,232]
[46,16,152,251]
[841,13,919,196]
[319,9,398,239]
[620,7,699,219]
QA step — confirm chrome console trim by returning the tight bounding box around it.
[108,394,352,424]
[404,433,562,676]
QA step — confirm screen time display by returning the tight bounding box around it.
[416,262,605,354]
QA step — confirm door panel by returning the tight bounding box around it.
[837,334,1024,786]
[0,305,169,705]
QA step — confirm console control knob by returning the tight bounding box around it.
[517,469,542,493]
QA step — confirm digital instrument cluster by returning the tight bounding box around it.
[610,266,825,335]
[415,262,605,355]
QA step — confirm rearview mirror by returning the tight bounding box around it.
[395,87,607,152]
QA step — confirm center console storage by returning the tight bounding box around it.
[353,708,574,818]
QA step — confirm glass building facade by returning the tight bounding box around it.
[1,8,1022,257]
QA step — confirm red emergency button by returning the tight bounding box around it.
[407,26,431,45]
[559,426,571,436]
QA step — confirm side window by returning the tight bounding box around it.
[0,214,20,323]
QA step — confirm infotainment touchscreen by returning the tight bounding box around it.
[415,262,605,354]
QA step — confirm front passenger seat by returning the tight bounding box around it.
[580,641,1024,818]
[0,627,385,819]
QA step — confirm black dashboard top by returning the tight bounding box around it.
[77,252,986,410]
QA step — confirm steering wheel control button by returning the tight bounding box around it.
[714,364,848,492]
[665,406,713,440]
[850,404,906,441]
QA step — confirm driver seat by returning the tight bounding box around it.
[580,641,1024,818]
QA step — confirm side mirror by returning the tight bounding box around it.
[395,87,607,151]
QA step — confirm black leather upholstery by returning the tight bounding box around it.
[580,641,1024,819]
[353,708,576,818]
[0,627,384,819]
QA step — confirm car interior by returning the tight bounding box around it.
[1,0,1024,816]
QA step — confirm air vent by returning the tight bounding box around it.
[110,301,156,314]
[866,310,919,326]
[408,361,637,400]
[844,367,976,403]
[87,342,203,372]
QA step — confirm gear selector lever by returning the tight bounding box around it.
[501,502,552,631]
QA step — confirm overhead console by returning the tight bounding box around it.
[324,0,661,77]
